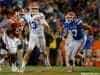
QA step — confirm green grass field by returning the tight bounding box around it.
[0,66,100,75]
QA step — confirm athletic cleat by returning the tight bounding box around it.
[67,69,72,72]
[67,66,73,72]
[11,65,18,72]
[19,65,25,72]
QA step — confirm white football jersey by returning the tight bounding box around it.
[23,12,46,35]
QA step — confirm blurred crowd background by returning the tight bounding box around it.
[0,0,100,66]
[0,0,99,36]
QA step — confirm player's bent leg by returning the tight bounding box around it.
[65,44,74,72]
[65,38,72,67]
[38,36,50,66]
[70,40,83,68]
[20,38,36,72]
[20,49,33,72]
[65,39,80,72]
[65,33,73,67]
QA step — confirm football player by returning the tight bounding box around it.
[20,2,50,72]
[63,10,85,72]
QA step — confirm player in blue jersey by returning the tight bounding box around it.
[63,10,86,72]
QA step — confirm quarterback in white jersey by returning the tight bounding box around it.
[24,12,46,52]
[21,2,50,72]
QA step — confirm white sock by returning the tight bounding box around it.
[21,61,26,68]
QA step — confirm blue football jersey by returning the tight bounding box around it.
[63,19,84,40]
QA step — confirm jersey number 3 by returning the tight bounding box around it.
[31,21,37,29]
